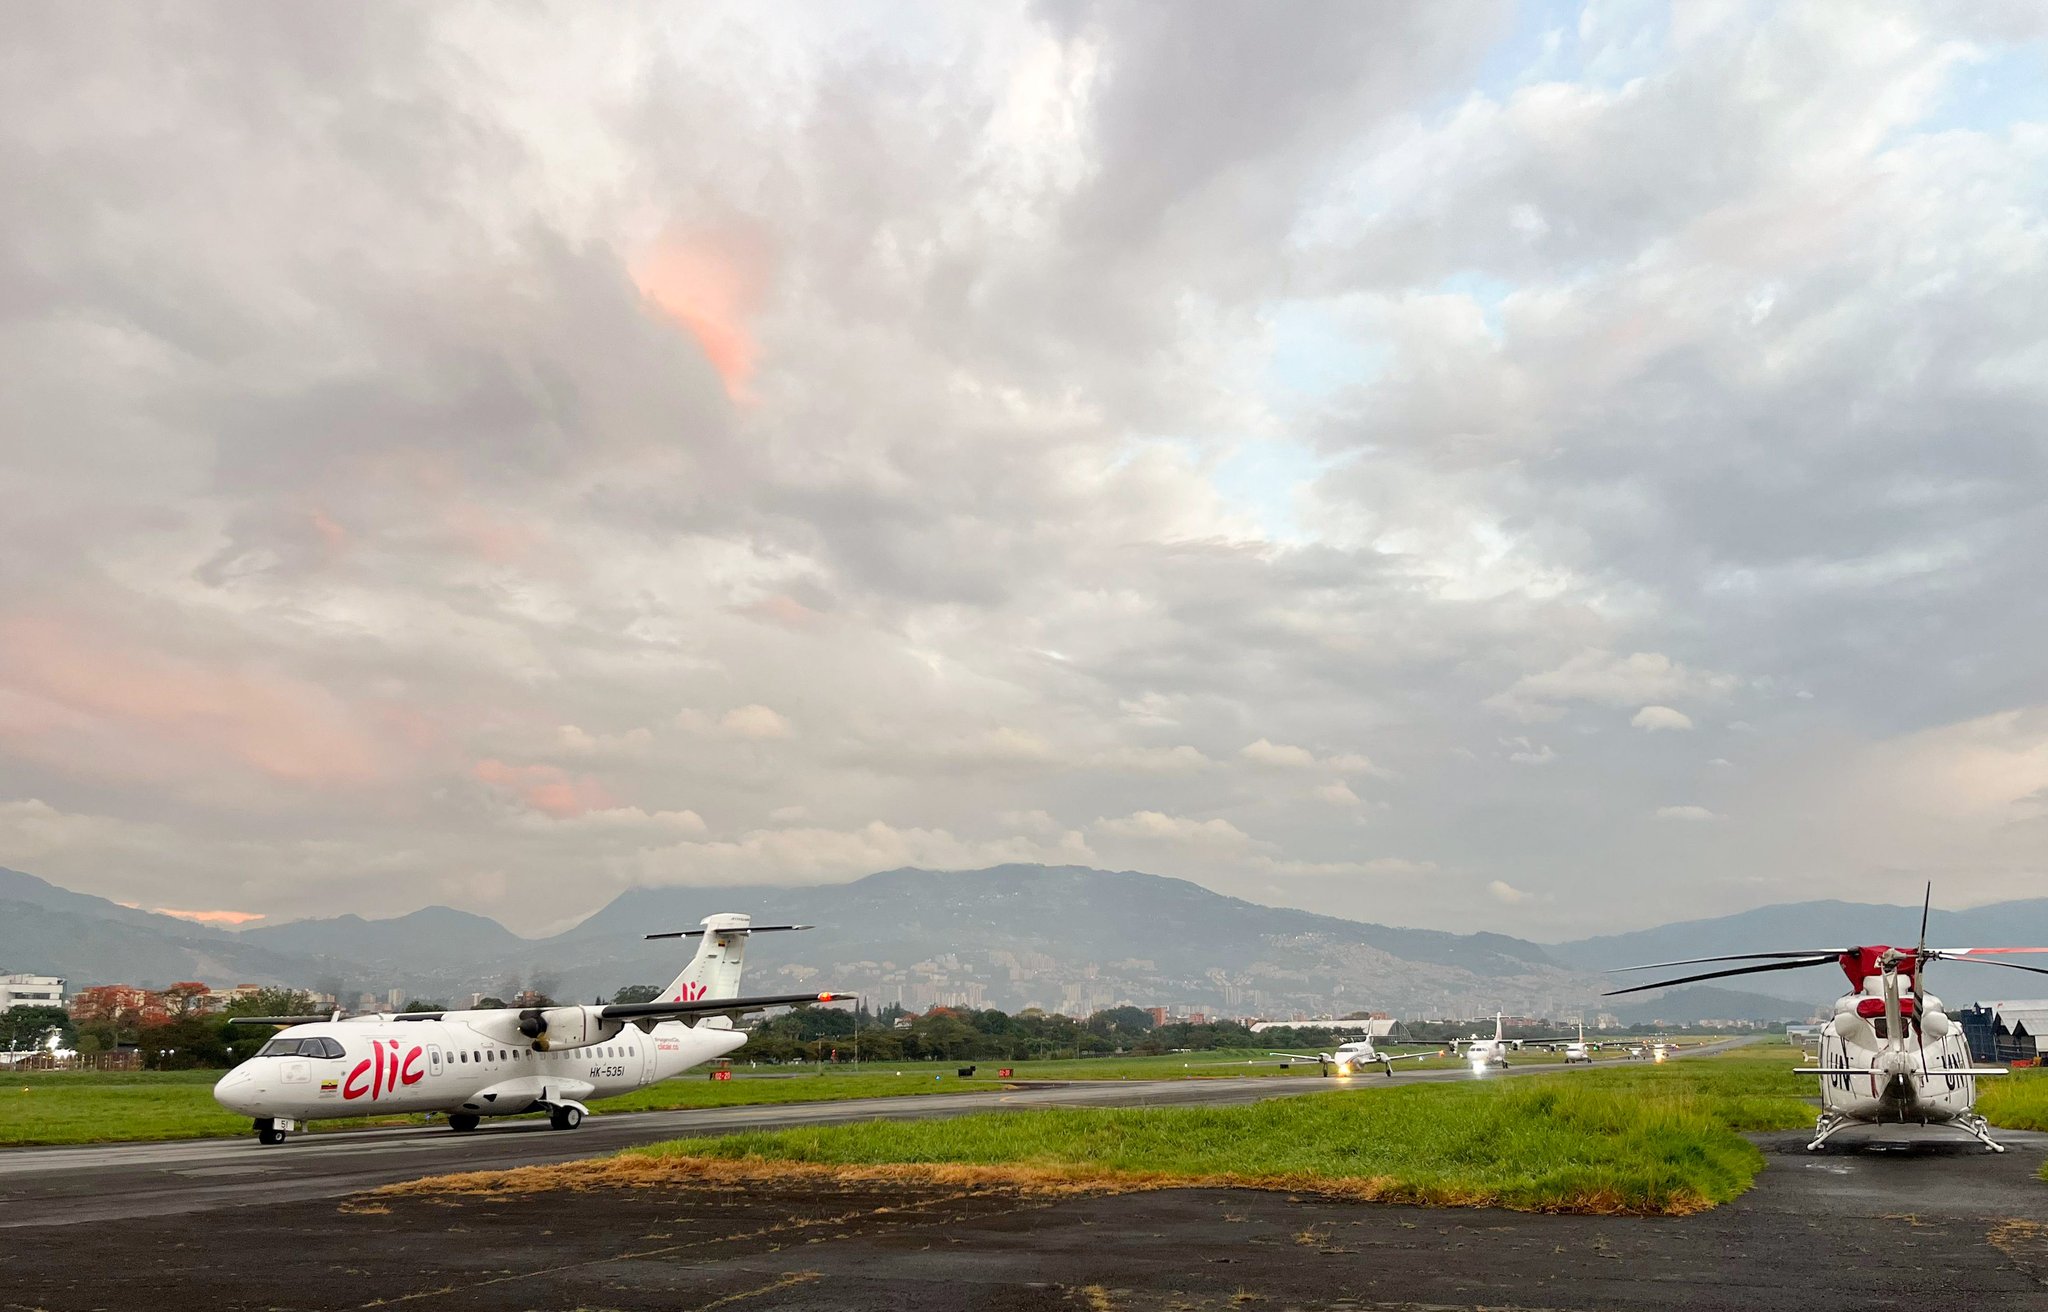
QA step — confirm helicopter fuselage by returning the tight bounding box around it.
[1812,990,1979,1126]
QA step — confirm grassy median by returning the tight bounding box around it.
[398,1047,1817,1217]
[0,1048,1614,1147]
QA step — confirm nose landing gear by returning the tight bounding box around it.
[255,1118,286,1146]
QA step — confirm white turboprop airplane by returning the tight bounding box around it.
[1268,1035,1439,1077]
[1528,1022,1595,1063]
[1457,1013,1512,1069]
[214,914,849,1145]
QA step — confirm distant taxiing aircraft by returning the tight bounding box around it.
[1267,1034,1439,1077]
[1455,1012,1512,1068]
[214,914,849,1145]
[1527,1021,1595,1063]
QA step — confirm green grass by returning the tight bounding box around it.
[0,1071,271,1146]
[624,1050,1811,1215]
[0,1041,1787,1152]
[0,1048,1600,1146]
[0,1066,1019,1147]
[1978,1066,2048,1132]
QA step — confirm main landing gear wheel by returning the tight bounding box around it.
[447,1113,480,1133]
[549,1105,583,1131]
[255,1119,285,1146]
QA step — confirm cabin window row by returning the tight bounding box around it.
[453,1044,638,1063]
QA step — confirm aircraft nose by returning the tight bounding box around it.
[213,1065,258,1114]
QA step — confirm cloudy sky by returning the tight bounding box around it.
[3,1,2045,938]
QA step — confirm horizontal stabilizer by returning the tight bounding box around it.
[602,990,853,1021]
[644,924,813,940]
[1793,1067,2011,1077]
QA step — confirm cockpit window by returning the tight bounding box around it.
[257,1035,345,1058]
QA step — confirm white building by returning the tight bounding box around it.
[0,974,66,1010]
[1249,1018,1402,1038]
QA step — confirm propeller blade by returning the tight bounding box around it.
[1603,955,1840,997]
[1608,950,1849,972]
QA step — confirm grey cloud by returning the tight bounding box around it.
[1,4,2043,939]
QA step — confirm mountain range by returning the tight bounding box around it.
[14,863,2021,1021]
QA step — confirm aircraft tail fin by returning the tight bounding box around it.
[647,915,811,1002]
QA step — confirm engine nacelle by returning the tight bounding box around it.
[518,1005,623,1052]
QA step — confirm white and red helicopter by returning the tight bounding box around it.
[1605,889,2048,1152]
[215,913,850,1145]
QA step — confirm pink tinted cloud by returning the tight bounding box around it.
[443,502,543,565]
[633,224,777,403]
[473,758,616,818]
[307,507,349,552]
[151,907,267,926]
[0,615,387,786]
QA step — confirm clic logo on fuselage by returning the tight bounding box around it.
[342,1039,425,1101]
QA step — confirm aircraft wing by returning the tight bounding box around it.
[1265,1052,1331,1064]
[601,990,853,1021]
[224,1015,333,1026]
[1378,1050,1437,1063]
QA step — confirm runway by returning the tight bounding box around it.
[1,1055,1613,1228]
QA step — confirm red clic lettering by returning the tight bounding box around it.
[400,1045,424,1086]
[343,1058,374,1101]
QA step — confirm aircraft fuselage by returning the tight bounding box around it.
[213,1015,746,1124]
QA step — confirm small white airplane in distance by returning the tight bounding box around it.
[1528,1022,1595,1062]
[1268,1035,1439,1077]
[1458,1013,1512,1069]
[214,913,850,1145]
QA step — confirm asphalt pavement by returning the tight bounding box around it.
[7,1046,2048,1311]
[4,1125,2043,1310]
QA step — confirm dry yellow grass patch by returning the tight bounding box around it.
[370,1152,1714,1216]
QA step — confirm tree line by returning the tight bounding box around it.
[3,988,1379,1070]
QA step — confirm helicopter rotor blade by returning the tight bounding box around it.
[1926,947,2048,958]
[1608,950,1849,972]
[1926,956,2048,980]
[1915,882,1931,1012]
[1603,955,1840,997]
